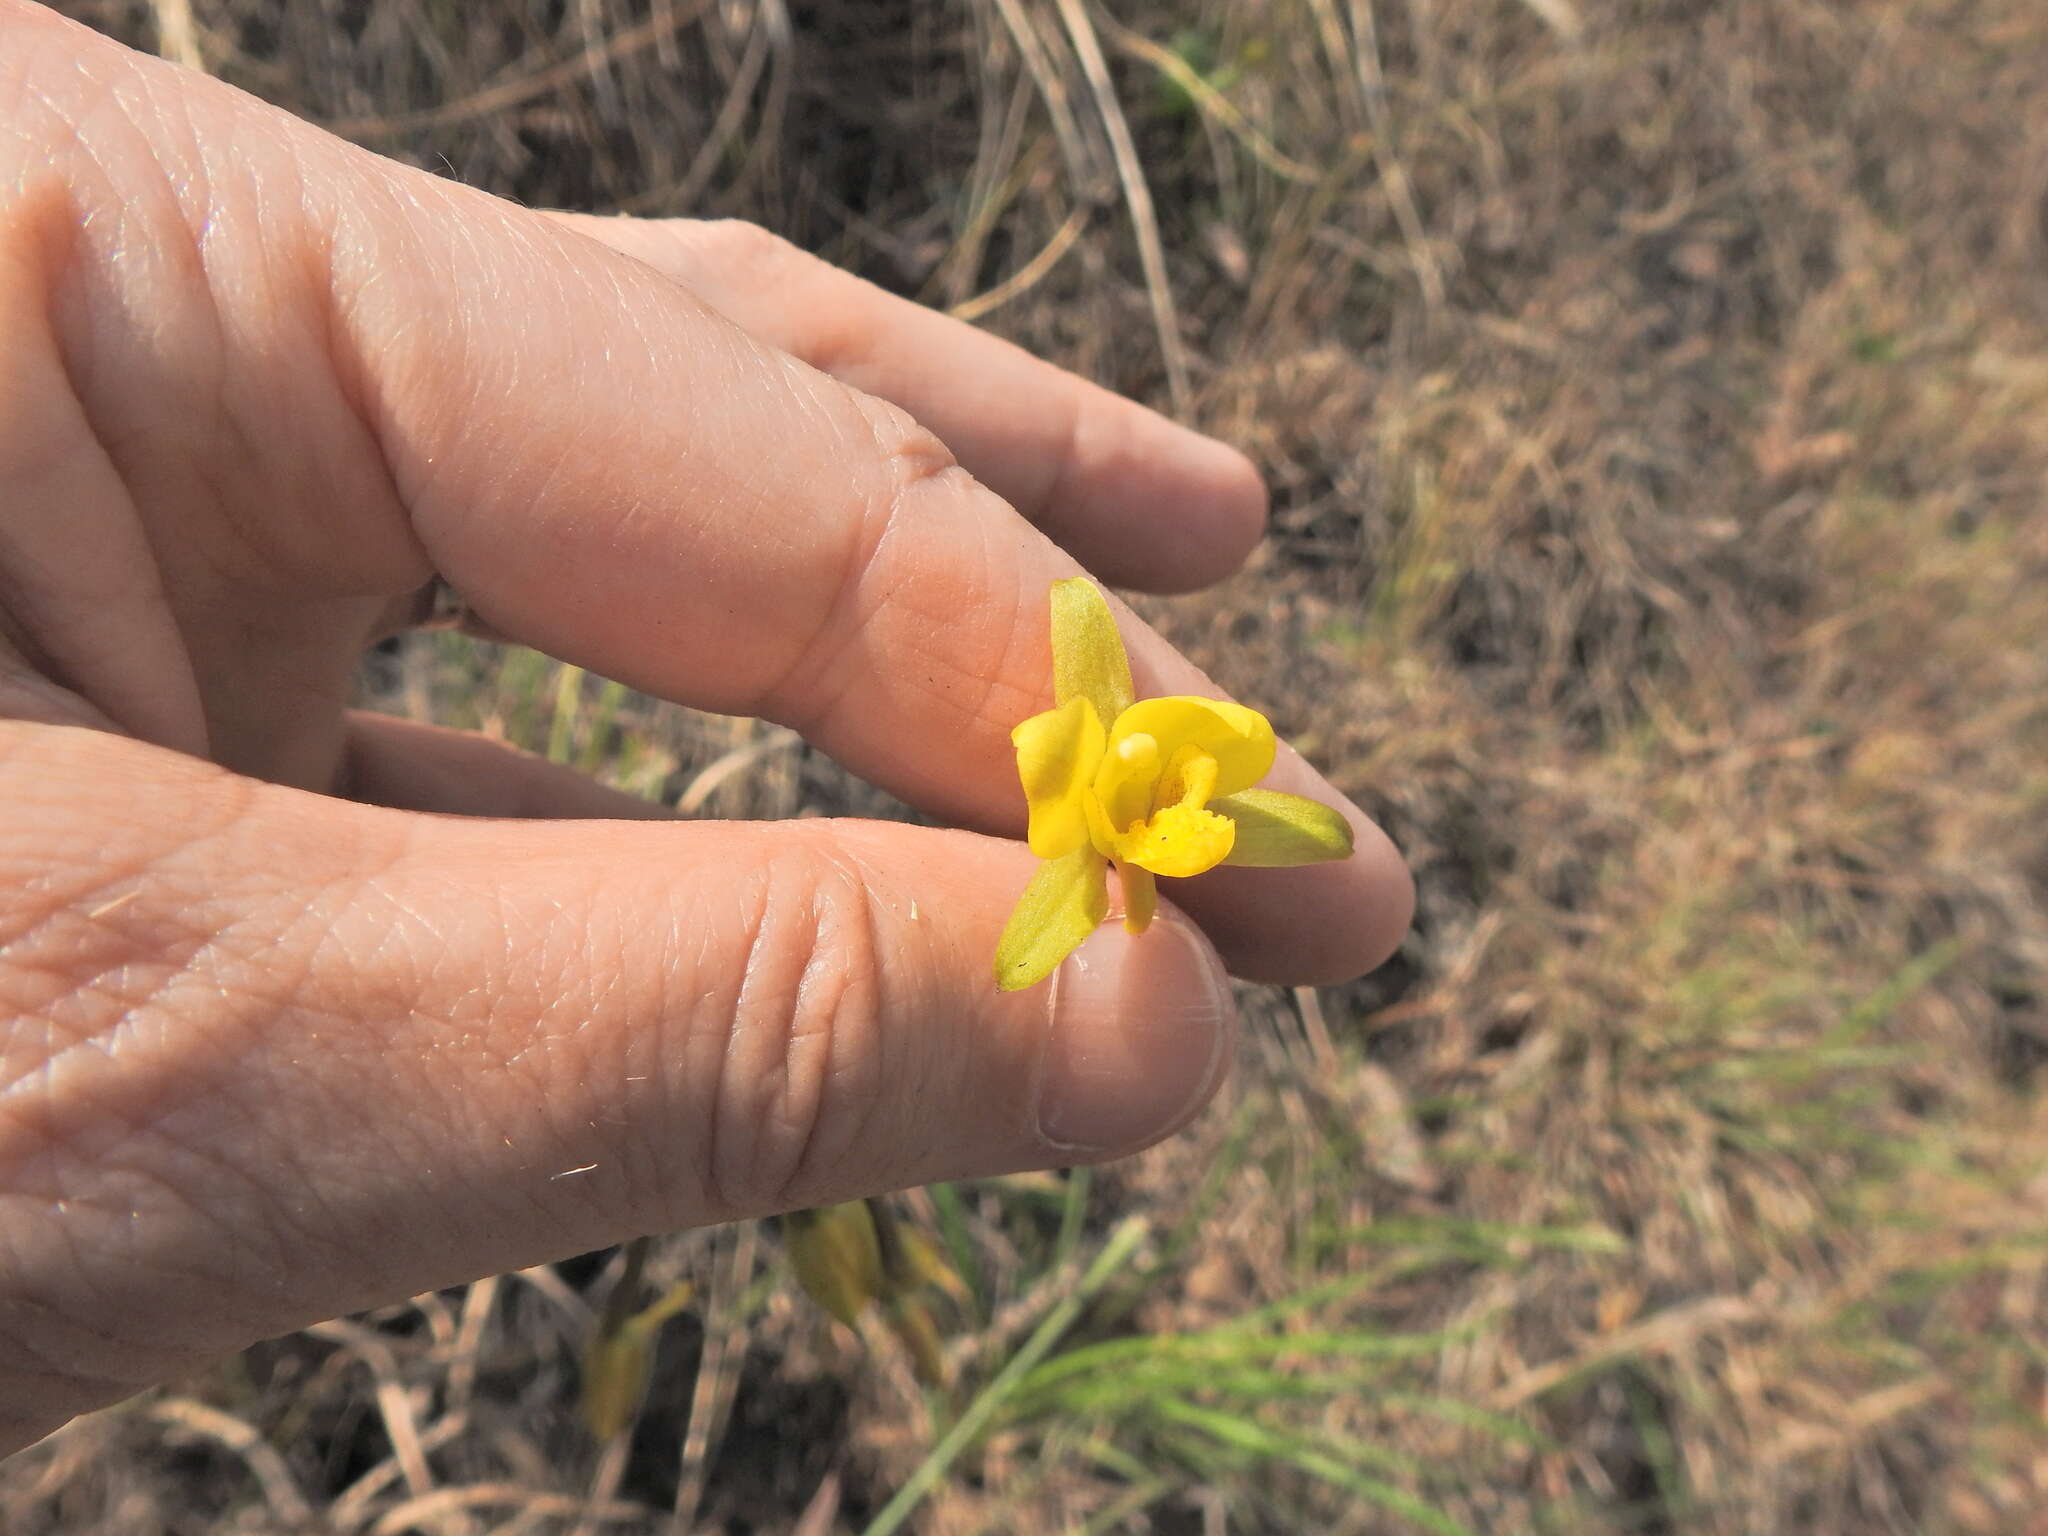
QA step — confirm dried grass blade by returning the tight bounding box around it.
[368,1485,645,1535]
[988,0,1108,198]
[676,726,801,815]
[149,0,204,72]
[147,1397,315,1528]
[669,1222,759,1532]
[330,2,718,139]
[667,0,789,213]
[1092,13,1321,184]
[1514,0,1584,41]
[1343,0,1445,313]
[951,206,1090,322]
[1051,0,1194,415]
[309,1317,436,1499]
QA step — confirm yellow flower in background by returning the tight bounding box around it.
[994,578,1356,991]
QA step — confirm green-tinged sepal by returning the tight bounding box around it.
[1050,577,1135,730]
[785,1202,883,1327]
[869,1199,971,1307]
[881,1295,947,1387]
[993,845,1109,991]
[579,1279,695,1440]
[890,1224,972,1307]
[1212,789,1355,866]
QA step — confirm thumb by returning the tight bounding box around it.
[0,723,1234,1449]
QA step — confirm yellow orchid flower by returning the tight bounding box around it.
[994,578,1355,991]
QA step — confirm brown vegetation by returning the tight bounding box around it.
[8,0,2048,1530]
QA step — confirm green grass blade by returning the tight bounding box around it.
[859,1217,1150,1536]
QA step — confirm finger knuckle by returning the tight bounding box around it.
[853,392,962,496]
[703,837,885,1216]
[693,217,805,276]
[758,392,973,725]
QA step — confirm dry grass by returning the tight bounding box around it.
[9,0,2048,1530]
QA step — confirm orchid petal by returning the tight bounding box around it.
[1090,729,1161,848]
[1106,697,1276,796]
[1012,696,1105,858]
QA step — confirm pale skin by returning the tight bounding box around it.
[0,0,1413,1456]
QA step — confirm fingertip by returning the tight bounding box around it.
[1341,811,1418,978]
[1035,909,1237,1155]
[1060,404,1267,594]
[1175,807,1414,987]
[1157,434,1270,593]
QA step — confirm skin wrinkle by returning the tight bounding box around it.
[610,883,691,1225]
[310,170,524,609]
[707,837,890,1217]
[516,885,645,1225]
[0,202,206,751]
[0,779,249,1151]
[753,400,944,729]
[0,750,393,1344]
[0,954,209,1150]
[27,973,302,1252]
[309,195,439,597]
[0,1125,291,1397]
[52,78,227,460]
[183,151,339,592]
[617,871,735,1231]
[699,857,779,1223]
[158,1013,376,1299]
[246,849,437,1197]
[20,78,403,772]
[48,1123,295,1311]
[313,855,540,1230]
[159,154,440,593]
[756,452,1044,828]
[0,1289,156,1409]
[763,843,880,1212]
[0,827,197,949]
[737,848,829,1216]
[778,842,912,1206]
[942,513,1045,782]
[51,51,440,606]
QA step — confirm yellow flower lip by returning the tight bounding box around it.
[994,579,1357,992]
[1108,743,1235,876]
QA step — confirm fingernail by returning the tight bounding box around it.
[1035,916,1235,1154]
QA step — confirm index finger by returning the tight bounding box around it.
[541,212,1267,596]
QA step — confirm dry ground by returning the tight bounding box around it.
[6,0,2048,1531]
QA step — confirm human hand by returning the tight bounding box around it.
[0,0,1411,1454]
